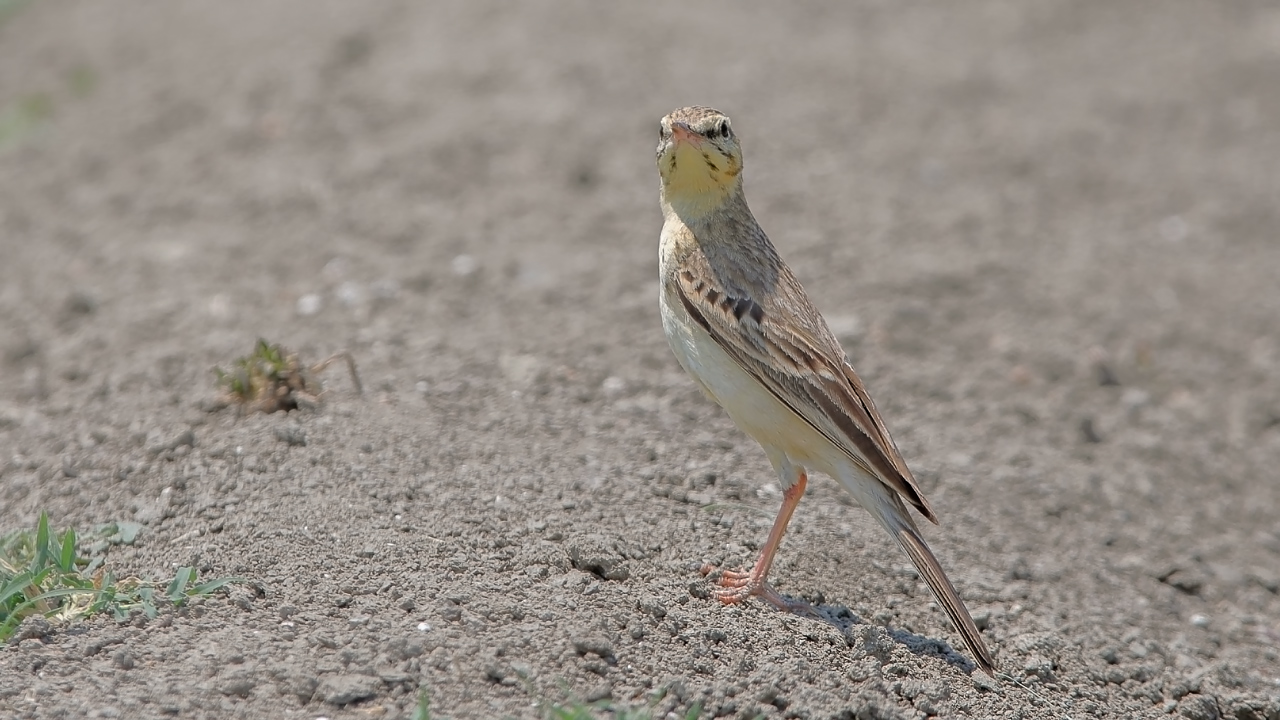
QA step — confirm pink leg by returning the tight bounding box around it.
[702,470,809,612]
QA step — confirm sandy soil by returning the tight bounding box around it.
[2,1,1279,718]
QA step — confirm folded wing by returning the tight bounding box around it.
[675,266,938,524]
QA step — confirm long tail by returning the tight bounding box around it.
[890,520,998,671]
[891,520,996,674]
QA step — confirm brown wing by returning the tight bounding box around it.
[675,265,938,524]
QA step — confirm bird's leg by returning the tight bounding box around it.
[704,469,808,612]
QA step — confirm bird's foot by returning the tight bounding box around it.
[699,563,812,614]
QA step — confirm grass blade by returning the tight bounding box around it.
[59,528,76,572]
[166,567,195,601]
[410,688,432,720]
[33,512,51,571]
[0,569,35,608]
[188,577,248,597]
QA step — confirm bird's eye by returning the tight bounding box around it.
[719,120,731,138]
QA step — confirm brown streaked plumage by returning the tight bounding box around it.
[655,106,996,675]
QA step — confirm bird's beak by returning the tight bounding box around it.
[671,122,702,146]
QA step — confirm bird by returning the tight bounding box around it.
[655,105,996,675]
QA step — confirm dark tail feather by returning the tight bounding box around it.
[895,524,996,675]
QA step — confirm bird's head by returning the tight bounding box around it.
[657,106,743,218]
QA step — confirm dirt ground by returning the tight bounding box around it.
[2,1,1279,718]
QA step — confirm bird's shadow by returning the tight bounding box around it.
[775,593,981,676]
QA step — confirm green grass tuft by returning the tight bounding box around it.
[411,688,432,720]
[0,511,247,642]
[214,338,362,413]
[215,338,290,400]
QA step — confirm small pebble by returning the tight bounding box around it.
[15,616,52,641]
[1176,694,1220,720]
[336,281,363,307]
[219,676,256,698]
[571,636,614,659]
[207,293,232,319]
[1122,388,1150,411]
[113,650,134,670]
[297,294,323,316]
[601,376,626,397]
[451,254,479,276]
[317,674,376,706]
[274,425,307,447]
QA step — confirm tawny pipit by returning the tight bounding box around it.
[656,106,996,675]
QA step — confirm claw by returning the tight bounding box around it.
[709,570,812,613]
[709,565,764,603]
[700,560,813,614]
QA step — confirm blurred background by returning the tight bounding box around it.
[2,2,1278,364]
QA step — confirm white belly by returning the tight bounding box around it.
[659,284,845,480]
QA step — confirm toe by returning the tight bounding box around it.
[712,586,752,605]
